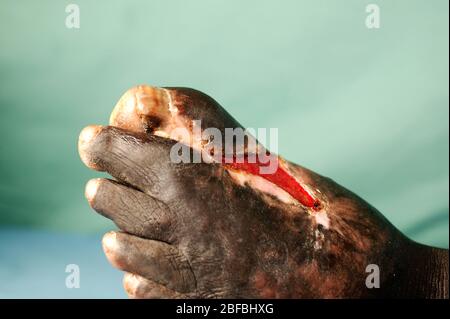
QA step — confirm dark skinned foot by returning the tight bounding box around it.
[78,85,448,299]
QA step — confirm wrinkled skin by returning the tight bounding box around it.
[79,86,448,299]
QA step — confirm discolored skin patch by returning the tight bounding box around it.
[79,85,448,298]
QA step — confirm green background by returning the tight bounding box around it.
[1,0,448,250]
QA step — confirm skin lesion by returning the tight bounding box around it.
[110,85,324,212]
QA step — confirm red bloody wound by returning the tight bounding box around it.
[223,155,321,210]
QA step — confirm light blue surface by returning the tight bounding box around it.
[0,229,125,298]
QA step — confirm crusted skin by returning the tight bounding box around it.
[79,86,448,299]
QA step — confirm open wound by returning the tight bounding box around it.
[110,85,321,211]
[224,156,320,210]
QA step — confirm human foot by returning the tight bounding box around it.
[79,85,448,298]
